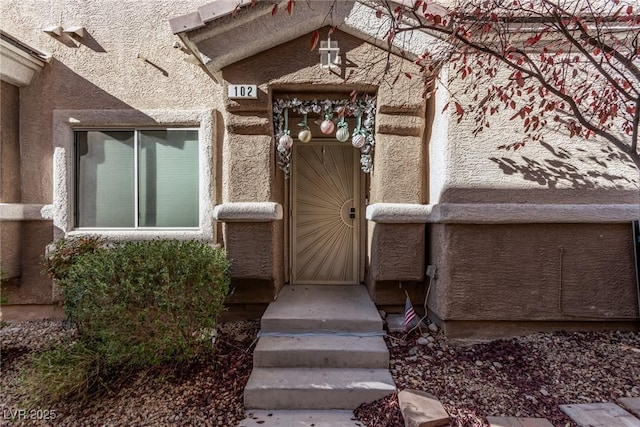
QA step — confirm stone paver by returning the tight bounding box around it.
[398,389,450,427]
[620,398,640,418]
[486,416,553,427]
[560,402,640,427]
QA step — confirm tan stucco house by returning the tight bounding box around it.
[1,0,638,339]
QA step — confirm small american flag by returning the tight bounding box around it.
[404,295,417,331]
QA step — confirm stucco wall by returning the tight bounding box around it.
[1,81,22,279]
[1,81,20,203]
[1,0,222,312]
[2,0,221,204]
[436,64,639,205]
[218,28,429,302]
[428,222,639,325]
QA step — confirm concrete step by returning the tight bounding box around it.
[261,286,383,334]
[253,335,389,368]
[244,367,396,410]
[238,410,362,426]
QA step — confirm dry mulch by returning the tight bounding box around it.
[355,328,640,427]
[0,320,258,427]
[2,320,639,427]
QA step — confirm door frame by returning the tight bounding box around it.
[289,140,364,285]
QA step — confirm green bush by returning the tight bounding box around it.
[31,238,231,401]
[42,235,104,282]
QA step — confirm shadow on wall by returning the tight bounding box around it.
[6,57,169,306]
[489,141,637,191]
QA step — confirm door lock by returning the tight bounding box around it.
[349,208,356,219]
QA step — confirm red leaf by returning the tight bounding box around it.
[525,34,541,46]
[627,5,633,14]
[309,30,319,51]
[387,30,395,46]
[455,102,464,115]
[376,9,383,18]
[433,14,442,25]
[271,4,278,15]
[286,0,294,15]
[404,72,412,79]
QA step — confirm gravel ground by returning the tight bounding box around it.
[355,328,640,427]
[2,320,639,427]
[1,319,258,427]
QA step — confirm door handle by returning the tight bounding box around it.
[349,208,356,219]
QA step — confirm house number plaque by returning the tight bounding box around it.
[228,84,257,100]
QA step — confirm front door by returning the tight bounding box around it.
[291,142,360,284]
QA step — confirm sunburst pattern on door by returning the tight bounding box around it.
[292,144,359,284]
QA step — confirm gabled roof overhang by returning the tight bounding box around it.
[169,0,446,82]
[0,31,51,87]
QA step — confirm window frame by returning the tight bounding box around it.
[53,109,216,242]
[73,127,201,230]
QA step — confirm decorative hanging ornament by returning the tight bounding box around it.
[352,133,366,148]
[297,113,312,143]
[336,117,349,142]
[278,108,293,150]
[279,133,293,150]
[320,112,335,135]
[352,109,366,148]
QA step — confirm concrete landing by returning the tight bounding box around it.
[238,410,363,426]
[260,285,383,334]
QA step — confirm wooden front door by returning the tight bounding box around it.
[291,142,360,284]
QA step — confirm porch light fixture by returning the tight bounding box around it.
[319,34,339,69]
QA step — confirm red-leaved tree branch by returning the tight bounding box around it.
[378,0,640,167]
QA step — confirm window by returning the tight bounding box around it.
[74,129,199,228]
